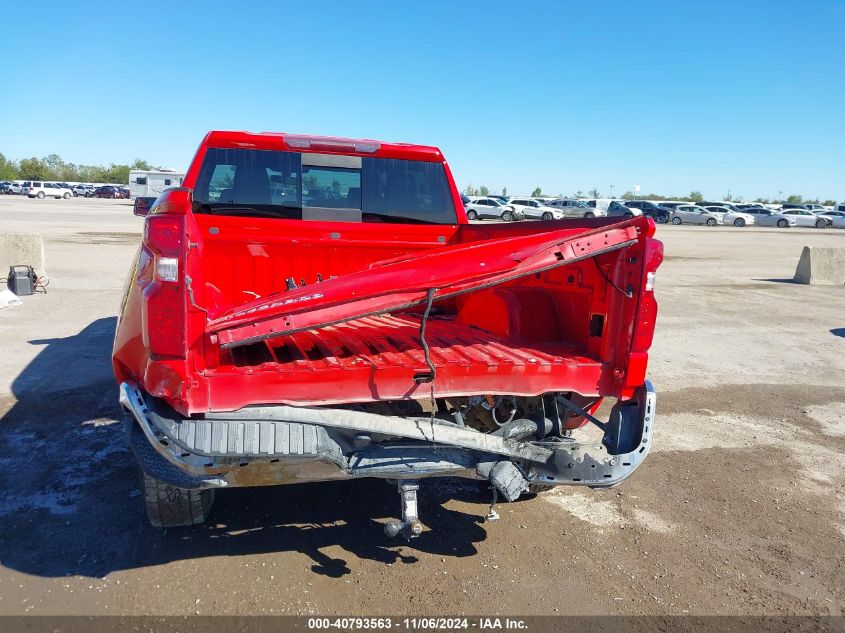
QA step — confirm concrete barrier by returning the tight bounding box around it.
[793,246,845,285]
[0,233,46,278]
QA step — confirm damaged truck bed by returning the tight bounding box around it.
[113,131,663,535]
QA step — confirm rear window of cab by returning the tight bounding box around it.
[193,148,457,225]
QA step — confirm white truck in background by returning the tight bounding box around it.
[128,169,184,199]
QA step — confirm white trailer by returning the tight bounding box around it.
[128,169,184,199]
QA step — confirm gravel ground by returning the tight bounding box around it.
[0,196,843,616]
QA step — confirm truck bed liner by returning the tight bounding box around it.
[214,312,604,408]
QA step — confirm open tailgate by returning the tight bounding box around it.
[206,222,640,349]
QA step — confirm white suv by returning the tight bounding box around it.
[23,181,73,199]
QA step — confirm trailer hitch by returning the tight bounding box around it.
[384,480,424,539]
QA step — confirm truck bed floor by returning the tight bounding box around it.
[215,313,605,408]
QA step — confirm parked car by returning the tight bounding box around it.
[779,209,829,228]
[94,185,120,198]
[740,207,797,227]
[115,129,663,531]
[464,196,522,221]
[72,184,95,197]
[546,198,604,218]
[6,182,23,195]
[22,181,72,199]
[702,206,755,227]
[116,187,131,199]
[623,200,672,223]
[817,211,845,228]
[670,205,724,226]
[0,181,10,194]
[585,199,641,218]
[506,197,564,220]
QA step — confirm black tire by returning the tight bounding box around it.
[656,213,669,224]
[541,211,553,221]
[583,211,595,218]
[671,216,682,225]
[63,192,71,199]
[625,212,634,218]
[141,470,215,528]
[36,191,45,199]
[815,219,826,229]
[466,210,478,220]
[706,218,717,226]
[734,218,746,227]
[501,210,515,222]
[777,219,789,228]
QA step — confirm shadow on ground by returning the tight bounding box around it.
[0,318,490,580]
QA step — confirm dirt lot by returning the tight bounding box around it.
[0,196,843,616]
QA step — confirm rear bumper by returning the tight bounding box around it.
[119,380,655,491]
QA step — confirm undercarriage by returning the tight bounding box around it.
[120,380,655,536]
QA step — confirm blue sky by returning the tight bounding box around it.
[1,0,843,200]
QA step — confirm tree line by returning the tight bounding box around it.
[463,184,836,206]
[0,152,160,184]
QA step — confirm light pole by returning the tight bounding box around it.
[609,185,614,198]
[778,190,783,202]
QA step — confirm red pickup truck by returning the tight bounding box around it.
[114,131,662,536]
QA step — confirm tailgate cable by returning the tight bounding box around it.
[414,288,438,384]
[414,288,439,449]
[592,258,633,299]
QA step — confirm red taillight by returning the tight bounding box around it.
[631,237,664,354]
[141,214,186,358]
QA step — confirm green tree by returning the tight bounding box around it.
[131,158,154,170]
[531,186,543,197]
[823,199,836,207]
[479,185,489,196]
[501,186,507,197]
[575,190,584,198]
[18,157,49,180]
[786,194,803,204]
[689,190,703,202]
[621,190,635,199]
[0,153,18,180]
[753,197,770,204]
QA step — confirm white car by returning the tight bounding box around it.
[740,207,798,227]
[22,181,73,199]
[464,197,522,221]
[546,198,606,218]
[6,182,24,194]
[703,206,755,227]
[817,210,845,228]
[72,184,95,197]
[506,197,564,220]
[671,205,724,226]
[779,209,828,228]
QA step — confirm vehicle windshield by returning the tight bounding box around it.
[193,148,457,225]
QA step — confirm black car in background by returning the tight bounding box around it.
[624,199,671,223]
[93,186,119,198]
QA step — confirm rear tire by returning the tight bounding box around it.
[706,218,717,226]
[36,191,45,199]
[63,192,71,199]
[466,210,478,220]
[815,219,826,229]
[501,210,515,222]
[141,470,215,528]
[542,212,553,221]
[734,218,746,227]
[583,211,595,218]
[656,213,669,224]
[777,219,788,228]
[671,216,682,225]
